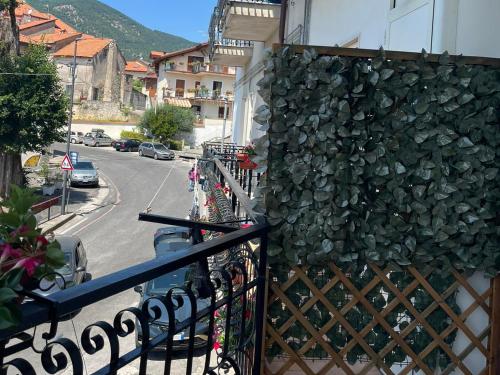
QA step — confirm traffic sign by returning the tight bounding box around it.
[69,151,79,165]
[61,154,74,171]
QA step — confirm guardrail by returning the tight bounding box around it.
[0,214,269,375]
[31,195,62,224]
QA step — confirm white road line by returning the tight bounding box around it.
[59,170,121,235]
[144,160,178,211]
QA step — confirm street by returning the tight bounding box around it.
[25,144,208,374]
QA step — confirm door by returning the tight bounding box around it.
[176,80,185,97]
[387,0,434,52]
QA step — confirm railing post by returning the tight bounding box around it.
[47,206,51,221]
[253,229,268,375]
[248,170,253,198]
[192,225,211,299]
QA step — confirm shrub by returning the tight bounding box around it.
[167,139,183,151]
[120,130,149,141]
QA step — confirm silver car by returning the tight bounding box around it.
[70,131,84,144]
[70,161,99,187]
[83,132,113,147]
[32,235,90,296]
[138,142,175,160]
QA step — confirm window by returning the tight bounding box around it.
[92,87,99,100]
[218,106,226,119]
[175,79,185,97]
[65,85,72,96]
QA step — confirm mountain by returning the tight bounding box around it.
[27,0,196,60]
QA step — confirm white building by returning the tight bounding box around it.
[209,0,500,146]
[152,43,236,135]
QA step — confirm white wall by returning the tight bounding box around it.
[455,0,500,58]
[308,0,388,48]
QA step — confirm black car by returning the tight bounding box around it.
[115,139,141,152]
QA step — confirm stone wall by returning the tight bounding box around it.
[73,101,129,122]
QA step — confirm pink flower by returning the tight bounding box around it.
[241,224,252,229]
[201,230,207,235]
[11,225,30,237]
[35,235,49,249]
[245,310,252,319]
[213,341,221,350]
[14,257,41,277]
[214,183,222,189]
[214,310,220,318]
[0,243,22,263]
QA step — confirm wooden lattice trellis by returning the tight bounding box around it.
[264,264,494,375]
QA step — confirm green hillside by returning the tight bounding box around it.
[28,0,195,59]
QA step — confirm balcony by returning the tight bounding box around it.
[0,213,268,375]
[211,39,254,67]
[211,0,281,43]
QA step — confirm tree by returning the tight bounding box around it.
[139,104,194,143]
[0,44,68,197]
[132,78,143,92]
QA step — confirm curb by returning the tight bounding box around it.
[40,213,76,235]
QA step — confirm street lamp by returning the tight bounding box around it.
[61,37,82,215]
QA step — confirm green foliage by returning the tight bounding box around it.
[0,186,65,329]
[167,139,183,151]
[28,0,195,59]
[138,104,194,142]
[256,47,500,277]
[119,130,149,141]
[0,44,68,153]
[132,79,143,92]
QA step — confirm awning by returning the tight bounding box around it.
[165,98,192,108]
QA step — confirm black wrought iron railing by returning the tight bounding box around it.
[0,214,268,375]
[202,142,263,225]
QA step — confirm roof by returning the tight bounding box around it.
[153,43,209,65]
[18,18,55,30]
[54,19,77,33]
[165,98,192,108]
[143,72,158,80]
[125,60,148,73]
[53,38,112,58]
[15,3,50,20]
[150,51,167,60]
[20,32,82,45]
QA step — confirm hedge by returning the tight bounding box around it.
[119,130,149,141]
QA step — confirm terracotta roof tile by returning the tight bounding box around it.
[20,32,82,45]
[154,43,208,65]
[125,60,149,73]
[150,51,167,60]
[18,18,55,30]
[15,3,49,20]
[53,38,112,58]
[54,19,77,33]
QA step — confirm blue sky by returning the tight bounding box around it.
[100,0,217,42]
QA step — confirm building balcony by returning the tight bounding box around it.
[210,0,281,44]
[211,39,254,67]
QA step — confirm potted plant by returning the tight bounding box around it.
[40,162,56,196]
[237,144,257,169]
[54,171,63,190]
[0,186,65,329]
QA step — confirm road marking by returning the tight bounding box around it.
[58,170,121,236]
[144,160,178,212]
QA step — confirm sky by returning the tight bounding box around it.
[99,0,217,42]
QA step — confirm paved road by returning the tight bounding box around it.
[14,144,212,374]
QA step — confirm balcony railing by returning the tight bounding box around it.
[202,143,263,224]
[0,214,268,375]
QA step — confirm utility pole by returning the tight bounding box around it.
[220,97,228,155]
[61,38,80,214]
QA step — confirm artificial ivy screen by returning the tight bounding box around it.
[254,47,500,276]
[250,47,500,368]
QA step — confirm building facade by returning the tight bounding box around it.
[153,43,236,132]
[209,0,500,146]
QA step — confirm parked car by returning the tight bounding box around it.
[32,235,90,296]
[134,227,209,351]
[70,160,99,187]
[70,131,84,144]
[115,139,142,152]
[83,132,113,147]
[138,142,175,160]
